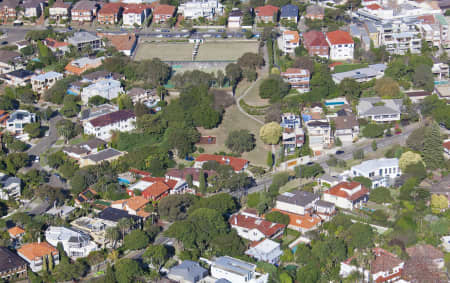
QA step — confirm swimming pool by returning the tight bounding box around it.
[118,177,131,185]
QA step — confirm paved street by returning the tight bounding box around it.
[27,114,62,156]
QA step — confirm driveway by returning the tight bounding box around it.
[27,114,62,156]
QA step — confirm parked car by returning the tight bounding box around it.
[335,150,345,155]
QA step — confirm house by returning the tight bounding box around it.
[17,242,59,272]
[0,173,21,200]
[65,57,104,76]
[97,207,142,225]
[305,120,331,155]
[357,97,403,123]
[211,256,269,283]
[318,173,340,187]
[432,57,449,81]
[126,176,178,201]
[302,30,329,58]
[178,0,223,20]
[98,33,137,56]
[83,110,136,140]
[275,191,319,215]
[152,4,176,23]
[97,3,123,24]
[228,9,243,28]
[74,188,98,207]
[1,69,34,87]
[49,1,71,20]
[326,30,354,61]
[165,167,216,191]
[280,113,304,153]
[405,91,431,103]
[45,226,98,258]
[280,4,298,23]
[229,213,285,242]
[71,1,98,22]
[280,30,300,54]
[6,110,36,135]
[0,247,27,281]
[333,114,359,144]
[71,216,119,247]
[46,205,76,219]
[245,239,283,264]
[167,260,208,283]
[323,181,369,210]
[111,196,150,218]
[8,226,25,239]
[351,158,401,188]
[273,209,322,233]
[406,244,445,269]
[305,5,324,20]
[126,87,157,104]
[281,68,309,92]
[23,0,43,18]
[68,32,102,51]
[403,244,446,282]
[255,5,279,23]
[122,4,150,27]
[194,154,249,173]
[63,138,106,160]
[79,103,119,121]
[332,64,386,84]
[314,200,336,221]
[31,71,63,94]
[81,70,122,83]
[43,38,69,53]
[0,0,20,21]
[81,79,123,104]
[0,50,22,75]
[80,148,125,167]
[444,140,450,159]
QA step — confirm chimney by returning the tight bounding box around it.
[234,216,237,225]
[38,237,41,244]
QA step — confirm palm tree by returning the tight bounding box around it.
[105,227,120,249]
[117,218,132,240]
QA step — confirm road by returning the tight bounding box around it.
[27,114,62,156]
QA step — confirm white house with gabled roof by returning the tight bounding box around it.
[351,158,401,188]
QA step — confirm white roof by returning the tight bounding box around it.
[129,180,153,192]
[45,226,90,243]
[31,71,63,82]
[352,158,398,173]
[83,79,121,91]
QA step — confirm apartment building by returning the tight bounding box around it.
[122,4,150,26]
[280,30,300,54]
[0,0,19,21]
[152,4,176,23]
[351,158,401,188]
[17,242,59,272]
[379,20,421,54]
[211,256,269,283]
[6,110,36,134]
[49,1,71,20]
[305,120,331,154]
[280,68,309,92]
[178,0,223,20]
[302,30,329,58]
[83,110,136,140]
[326,30,354,61]
[97,3,123,24]
[81,79,123,104]
[71,0,98,22]
[68,32,102,51]
[45,226,98,258]
[254,5,279,23]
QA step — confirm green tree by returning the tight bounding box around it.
[123,230,149,250]
[423,122,444,169]
[406,126,426,151]
[114,259,143,283]
[225,129,255,153]
[56,119,77,143]
[260,122,282,144]
[142,245,169,271]
[371,140,377,151]
[199,170,206,194]
[60,95,80,117]
[352,176,372,189]
[374,77,400,97]
[24,122,41,138]
[267,152,273,167]
[265,211,289,225]
[339,78,361,102]
[259,75,290,102]
[353,149,365,160]
[413,64,434,91]
[362,124,384,138]
[104,263,116,283]
[370,187,393,203]
[88,95,109,106]
[189,193,237,216]
[225,63,242,92]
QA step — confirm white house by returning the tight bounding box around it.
[229,213,285,242]
[45,226,98,258]
[441,236,450,252]
[228,9,242,28]
[326,30,354,61]
[122,5,150,27]
[211,256,269,283]
[305,120,331,155]
[1,69,35,87]
[280,30,300,54]
[332,64,386,84]
[275,191,319,216]
[81,79,123,104]
[178,0,223,19]
[357,97,403,123]
[17,242,59,272]
[323,181,369,210]
[31,71,63,94]
[333,114,359,144]
[83,110,136,140]
[0,173,21,200]
[351,158,401,188]
[6,110,36,135]
[245,239,283,265]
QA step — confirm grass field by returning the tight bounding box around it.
[198,105,270,167]
[135,41,259,62]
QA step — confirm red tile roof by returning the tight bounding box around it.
[444,141,450,150]
[229,213,285,237]
[418,14,435,24]
[282,68,309,75]
[302,30,328,47]
[271,209,321,230]
[8,226,25,237]
[366,3,382,9]
[371,248,404,274]
[98,3,122,14]
[18,242,58,261]
[195,154,248,172]
[326,30,354,45]
[88,110,135,128]
[97,33,136,51]
[123,4,150,14]
[255,5,279,17]
[153,4,175,15]
[324,181,369,201]
[129,168,151,176]
[44,38,69,48]
[51,1,71,8]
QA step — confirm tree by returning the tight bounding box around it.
[352,176,372,189]
[265,211,289,225]
[406,127,426,151]
[105,227,120,249]
[198,170,206,194]
[225,129,255,153]
[142,245,169,271]
[165,126,200,158]
[56,119,77,143]
[114,259,143,283]
[370,187,393,204]
[431,194,448,214]
[259,75,290,102]
[295,163,324,178]
[189,193,237,216]
[292,56,314,73]
[353,149,364,160]
[60,95,80,117]
[339,78,361,102]
[423,122,444,169]
[413,64,434,91]
[24,122,41,138]
[260,122,282,144]
[123,229,149,250]
[345,223,374,250]
[88,95,109,106]
[267,152,273,167]
[118,94,133,110]
[335,137,342,147]
[362,124,384,138]
[158,194,197,221]
[237,53,264,70]
[374,77,400,97]
[104,263,116,283]
[403,162,427,182]
[225,63,242,91]
[399,151,423,171]
[371,140,377,151]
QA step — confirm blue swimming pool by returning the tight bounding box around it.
[118,177,130,185]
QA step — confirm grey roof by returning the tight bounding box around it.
[306,4,323,15]
[97,207,141,222]
[319,173,339,183]
[2,177,20,187]
[215,280,231,283]
[281,4,298,18]
[7,69,34,79]
[79,138,106,150]
[23,0,43,8]
[332,64,386,83]
[316,200,334,208]
[0,247,26,273]
[357,97,403,116]
[276,190,317,206]
[213,256,256,277]
[68,31,100,45]
[349,24,362,37]
[169,260,208,283]
[82,148,122,163]
[63,146,90,155]
[365,21,377,33]
[72,0,97,11]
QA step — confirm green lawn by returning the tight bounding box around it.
[334,63,369,73]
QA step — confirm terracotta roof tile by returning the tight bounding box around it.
[302,30,328,48]
[371,248,404,274]
[18,242,58,261]
[283,30,299,43]
[366,3,382,10]
[255,5,279,17]
[88,110,135,128]
[444,141,450,150]
[229,214,285,237]
[271,209,321,229]
[153,4,175,15]
[324,181,369,201]
[326,30,354,45]
[8,226,25,237]
[97,33,136,51]
[112,196,149,211]
[98,3,122,14]
[195,154,248,172]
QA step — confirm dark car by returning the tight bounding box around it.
[306,162,315,166]
[335,150,345,155]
